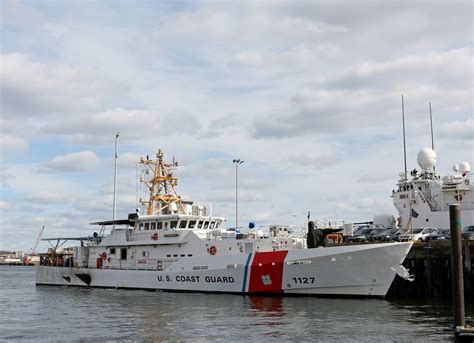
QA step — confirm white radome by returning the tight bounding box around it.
[458,162,471,173]
[417,148,437,171]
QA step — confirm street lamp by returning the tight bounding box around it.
[233,159,244,230]
[112,132,120,230]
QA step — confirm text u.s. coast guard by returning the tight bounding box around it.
[157,275,235,283]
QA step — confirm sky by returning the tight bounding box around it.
[0,0,472,252]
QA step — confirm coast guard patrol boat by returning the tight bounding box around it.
[393,148,473,229]
[37,149,412,298]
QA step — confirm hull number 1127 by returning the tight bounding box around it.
[292,277,315,284]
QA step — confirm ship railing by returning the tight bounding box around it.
[102,257,177,271]
[416,190,436,211]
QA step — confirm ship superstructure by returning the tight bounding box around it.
[393,148,473,229]
[37,149,413,298]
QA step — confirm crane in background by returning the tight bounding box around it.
[24,225,45,265]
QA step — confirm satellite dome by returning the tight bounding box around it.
[459,162,471,173]
[417,148,437,171]
[453,164,459,172]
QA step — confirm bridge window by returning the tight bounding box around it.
[189,220,196,228]
[209,221,215,229]
[197,221,203,229]
[157,221,162,230]
[179,220,187,228]
[170,221,178,229]
[203,221,209,229]
[151,222,156,230]
[109,248,116,255]
[144,223,150,230]
[139,223,144,231]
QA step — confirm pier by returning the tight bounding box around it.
[387,240,474,299]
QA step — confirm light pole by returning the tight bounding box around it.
[112,132,119,230]
[233,159,244,230]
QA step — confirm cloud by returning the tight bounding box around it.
[41,108,201,145]
[252,48,471,139]
[24,191,70,204]
[322,48,470,91]
[0,53,124,118]
[284,151,340,169]
[438,119,474,141]
[0,200,9,210]
[228,52,263,68]
[38,151,100,173]
[117,152,140,168]
[0,135,28,156]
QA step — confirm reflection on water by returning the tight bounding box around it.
[1,266,472,342]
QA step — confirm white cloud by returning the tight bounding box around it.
[229,52,263,68]
[24,191,70,204]
[438,119,474,141]
[252,48,471,139]
[0,200,9,210]
[285,151,340,169]
[38,151,100,173]
[0,135,28,156]
[1,53,123,118]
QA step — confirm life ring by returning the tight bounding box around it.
[454,194,463,201]
[151,233,158,240]
[209,245,217,255]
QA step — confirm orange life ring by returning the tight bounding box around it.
[151,233,158,240]
[209,245,217,255]
[454,194,463,201]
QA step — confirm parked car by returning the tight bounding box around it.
[398,227,439,242]
[461,226,474,240]
[367,228,386,241]
[425,228,450,241]
[372,228,402,242]
[347,228,376,242]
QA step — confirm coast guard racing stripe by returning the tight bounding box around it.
[248,251,288,293]
[241,253,253,292]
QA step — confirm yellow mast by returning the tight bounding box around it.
[138,149,186,215]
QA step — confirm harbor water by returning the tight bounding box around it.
[1,266,472,342]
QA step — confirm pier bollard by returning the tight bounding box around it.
[449,204,465,328]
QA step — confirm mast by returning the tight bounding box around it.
[402,95,407,180]
[429,102,435,151]
[139,149,186,215]
[112,132,119,230]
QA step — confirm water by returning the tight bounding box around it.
[1,266,472,342]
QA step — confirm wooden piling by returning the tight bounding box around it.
[450,204,465,328]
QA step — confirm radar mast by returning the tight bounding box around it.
[138,149,186,215]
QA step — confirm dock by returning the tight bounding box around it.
[387,240,474,298]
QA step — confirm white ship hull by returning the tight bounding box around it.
[36,242,412,298]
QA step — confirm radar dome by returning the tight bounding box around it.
[459,162,471,173]
[453,164,459,172]
[417,148,437,171]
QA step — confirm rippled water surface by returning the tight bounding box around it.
[1,266,472,342]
